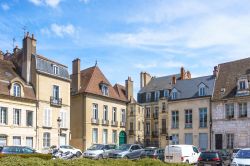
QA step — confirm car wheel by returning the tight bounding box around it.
[76,151,82,158]
[123,155,129,160]
[185,160,189,164]
[98,154,103,159]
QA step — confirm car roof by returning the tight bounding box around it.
[239,148,250,150]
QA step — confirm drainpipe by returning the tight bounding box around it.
[209,98,212,150]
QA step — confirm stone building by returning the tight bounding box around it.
[212,58,250,150]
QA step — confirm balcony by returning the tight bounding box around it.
[120,121,125,127]
[152,131,159,138]
[91,118,99,125]
[153,112,158,119]
[50,97,62,107]
[102,119,109,126]
[161,128,167,135]
[111,121,118,127]
[129,130,135,135]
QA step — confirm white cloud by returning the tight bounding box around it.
[134,63,157,69]
[41,23,76,38]
[1,3,10,11]
[29,0,61,8]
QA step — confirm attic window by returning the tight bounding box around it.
[199,84,206,96]
[53,65,59,75]
[13,83,21,97]
[146,93,151,102]
[239,81,246,90]
[101,84,109,96]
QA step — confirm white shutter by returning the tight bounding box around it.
[49,109,51,127]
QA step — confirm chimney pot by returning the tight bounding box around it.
[172,76,176,84]
[180,67,185,80]
[26,32,29,37]
[32,34,34,39]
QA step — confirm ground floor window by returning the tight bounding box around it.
[0,135,7,146]
[172,134,179,145]
[43,132,51,148]
[60,134,66,146]
[199,133,208,150]
[26,137,33,148]
[185,133,193,145]
[227,133,234,149]
[103,129,108,144]
[13,136,21,145]
[92,128,98,144]
[112,130,117,143]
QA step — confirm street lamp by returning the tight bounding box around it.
[57,117,61,148]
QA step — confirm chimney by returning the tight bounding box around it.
[172,75,176,84]
[0,50,3,60]
[186,71,191,79]
[72,58,81,93]
[125,76,134,102]
[180,67,185,80]
[140,72,151,89]
[22,32,37,84]
[213,66,218,78]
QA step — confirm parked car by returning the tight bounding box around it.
[231,148,241,160]
[198,151,231,166]
[83,144,116,159]
[231,148,250,166]
[108,144,144,159]
[144,147,164,161]
[0,146,36,154]
[59,145,82,157]
[164,144,200,164]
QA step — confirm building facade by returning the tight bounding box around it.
[70,59,132,150]
[212,58,250,150]
[0,33,70,152]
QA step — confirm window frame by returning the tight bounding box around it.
[171,110,179,129]
[0,107,7,125]
[43,132,51,148]
[13,83,21,97]
[199,108,207,128]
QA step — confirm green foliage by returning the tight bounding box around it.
[0,153,52,160]
[0,156,189,166]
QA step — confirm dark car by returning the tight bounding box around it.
[0,146,36,154]
[144,147,164,161]
[198,151,230,166]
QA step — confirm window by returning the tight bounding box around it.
[146,122,150,135]
[121,109,126,123]
[185,109,192,128]
[185,133,193,145]
[199,108,207,128]
[60,111,67,128]
[172,91,177,100]
[199,87,205,96]
[103,105,108,121]
[161,119,166,134]
[0,107,7,125]
[164,90,168,97]
[0,135,7,146]
[146,93,151,102]
[227,134,234,149]
[101,85,109,96]
[13,83,21,97]
[52,85,59,99]
[93,104,98,120]
[146,107,150,118]
[103,129,108,144]
[53,65,59,75]
[199,133,208,150]
[162,102,166,112]
[239,103,247,118]
[155,91,160,101]
[26,111,33,127]
[225,103,234,119]
[239,81,246,90]
[172,134,179,145]
[112,107,117,122]
[138,122,141,131]
[92,128,98,143]
[43,132,50,148]
[26,137,33,148]
[130,122,133,130]
[13,109,21,125]
[13,136,21,145]
[172,111,179,128]
[112,130,117,143]
[44,109,51,127]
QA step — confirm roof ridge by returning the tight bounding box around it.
[219,57,250,65]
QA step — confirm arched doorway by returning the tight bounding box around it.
[119,131,127,145]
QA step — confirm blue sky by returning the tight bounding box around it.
[1,0,250,94]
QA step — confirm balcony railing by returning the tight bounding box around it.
[50,97,62,107]
[120,121,125,127]
[102,119,109,126]
[91,118,99,124]
[152,131,159,138]
[129,130,135,135]
[111,121,118,126]
[153,112,158,119]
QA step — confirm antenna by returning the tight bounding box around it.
[22,26,27,37]
[95,60,98,66]
[12,38,16,49]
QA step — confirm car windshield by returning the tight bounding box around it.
[88,144,104,150]
[236,150,250,159]
[117,144,131,151]
[200,152,219,159]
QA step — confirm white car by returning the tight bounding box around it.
[83,144,116,159]
[231,148,250,166]
[59,145,82,157]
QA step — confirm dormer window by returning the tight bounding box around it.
[101,85,109,96]
[164,90,168,97]
[155,91,160,101]
[146,93,151,102]
[239,81,246,90]
[53,65,59,75]
[171,88,178,100]
[236,77,249,96]
[13,83,21,97]
[199,83,206,96]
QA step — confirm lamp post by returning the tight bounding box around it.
[57,117,61,148]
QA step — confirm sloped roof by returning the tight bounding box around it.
[213,57,250,101]
[171,75,215,100]
[139,74,180,93]
[0,59,36,100]
[77,65,128,102]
